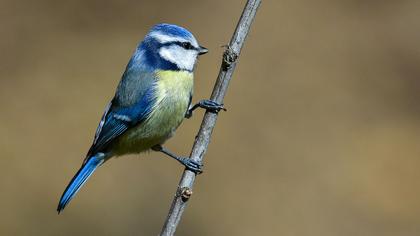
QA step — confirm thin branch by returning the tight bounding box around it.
[159,0,262,235]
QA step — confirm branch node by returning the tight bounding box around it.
[222,46,238,70]
[179,187,193,202]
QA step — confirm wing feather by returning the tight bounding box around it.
[85,74,156,158]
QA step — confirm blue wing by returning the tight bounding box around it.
[85,52,158,158]
[86,84,156,158]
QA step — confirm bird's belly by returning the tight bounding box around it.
[114,105,186,154]
[112,70,193,155]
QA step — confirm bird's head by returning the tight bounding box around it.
[139,23,208,72]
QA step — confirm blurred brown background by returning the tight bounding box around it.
[1,0,420,235]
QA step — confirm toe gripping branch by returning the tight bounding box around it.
[152,145,203,174]
[185,99,227,118]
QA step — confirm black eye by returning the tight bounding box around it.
[181,42,194,50]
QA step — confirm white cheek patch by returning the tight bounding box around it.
[159,45,197,71]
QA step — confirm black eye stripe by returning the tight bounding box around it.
[161,41,197,50]
[180,42,194,50]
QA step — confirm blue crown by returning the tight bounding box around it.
[149,23,194,39]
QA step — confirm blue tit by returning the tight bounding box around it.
[57,23,225,213]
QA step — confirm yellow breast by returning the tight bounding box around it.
[147,70,194,136]
[113,70,193,155]
[154,70,194,106]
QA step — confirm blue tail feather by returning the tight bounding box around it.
[57,155,104,213]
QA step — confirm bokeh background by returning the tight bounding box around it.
[1,0,420,235]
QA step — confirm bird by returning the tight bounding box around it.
[57,23,224,213]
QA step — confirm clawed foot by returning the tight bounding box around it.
[198,100,226,113]
[176,157,203,174]
[152,145,203,174]
[186,99,226,118]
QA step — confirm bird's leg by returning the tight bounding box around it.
[185,99,226,118]
[152,145,203,174]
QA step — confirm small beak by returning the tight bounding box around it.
[198,46,208,55]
